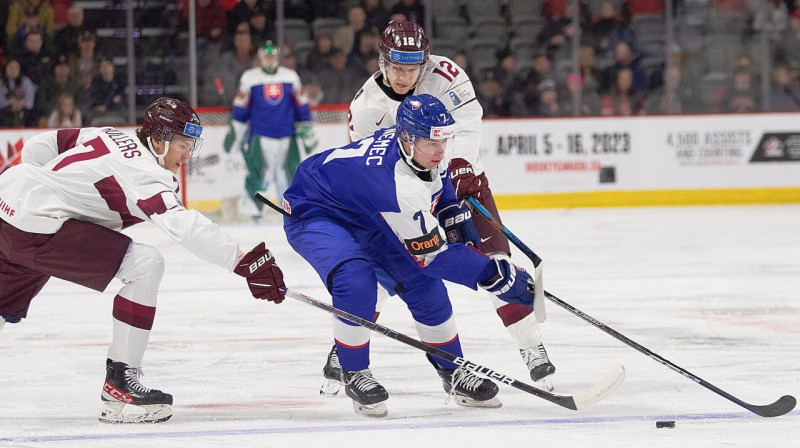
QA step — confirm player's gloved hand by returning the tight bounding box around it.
[449,158,484,201]
[224,119,249,154]
[479,259,534,306]
[295,121,318,155]
[437,202,480,247]
[223,122,236,154]
[234,242,286,303]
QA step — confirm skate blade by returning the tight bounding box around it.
[320,378,342,396]
[352,400,388,418]
[454,395,502,409]
[535,377,555,392]
[99,402,172,424]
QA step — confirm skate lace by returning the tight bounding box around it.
[345,370,380,392]
[329,347,342,369]
[520,344,549,369]
[444,368,483,404]
[124,367,152,395]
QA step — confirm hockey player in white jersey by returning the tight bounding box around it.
[224,40,317,219]
[322,21,556,392]
[0,97,286,424]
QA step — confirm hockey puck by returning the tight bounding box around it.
[656,420,676,429]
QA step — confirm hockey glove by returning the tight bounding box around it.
[234,242,286,303]
[437,202,480,247]
[479,259,534,306]
[449,158,485,201]
[295,121,318,155]
[223,119,249,154]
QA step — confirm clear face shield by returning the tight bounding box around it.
[379,48,427,91]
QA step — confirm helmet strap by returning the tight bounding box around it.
[399,133,428,173]
[147,136,169,168]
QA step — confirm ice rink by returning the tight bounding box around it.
[1,204,799,447]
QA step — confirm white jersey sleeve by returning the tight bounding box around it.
[21,128,98,167]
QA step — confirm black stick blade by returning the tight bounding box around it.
[747,395,796,418]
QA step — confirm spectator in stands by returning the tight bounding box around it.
[8,10,46,56]
[562,72,601,116]
[777,11,800,65]
[6,0,54,41]
[284,0,313,22]
[227,0,266,34]
[53,4,88,59]
[769,64,800,111]
[317,48,362,104]
[334,6,368,58]
[364,52,379,75]
[16,29,52,86]
[35,55,80,119]
[517,51,557,114]
[533,78,564,116]
[46,92,82,127]
[208,21,256,105]
[646,65,700,114]
[362,0,390,33]
[306,31,334,72]
[621,0,664,17]
[389,0,424,26]
[587,1,631,56]
[578,46,601,93]
[602,41,648,95]
[0,59,36,112]
[751,0,789,42]
[452,52,470,72]
[718,67,760,112]
[476,70,506,117]
[301,74,324,106]
[88,57,125,124]
[69,30,100,92]
[182,0,227,51]
[248,7,271,47]
[0,86,37,128]
[600,67,646,115]
[346,30,378,72]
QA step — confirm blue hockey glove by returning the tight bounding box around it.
[479,259,534,306]
[437,202,480,247]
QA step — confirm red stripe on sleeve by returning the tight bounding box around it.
[137,193,168,217]
[56,129,81,154]
[94,176,144,228]
[112,295,156,330]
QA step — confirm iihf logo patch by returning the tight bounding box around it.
[183,123,203,138]
[448,91,462,106]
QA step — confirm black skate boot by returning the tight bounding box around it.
[520,344,556,391]
[320,344,343,396]
[341,368,389,418]
[99,358,173,424]
[427,355,501,408]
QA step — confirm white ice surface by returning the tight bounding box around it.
[1,205,799,447]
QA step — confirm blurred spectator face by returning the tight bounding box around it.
[25,32,43,54]
[250,13,266,31]
[452,53,468,71]
[664,67,681,89]
[533,54,550,74]
[99,59,115,80]
[348,7,367,30]
[479,77,502,98]
[616,68,633,94]
[303,81,324,105]
[316,34,333,52]
[600,1,616,19]
[330,50,347,70]
[54,61,70,82]
[57,94,76,115]
[736,55,753,71]
[386,62,420,94]
[500,54,517,72]
[359,32,376,54]
[734,70,752,91]
[578,46,595,71]
[364,0,380,10]
[389,13,407,22]
[5,60,21,80]
[234,23,253,52]
[774,66,790,87]
[282,53,297,70]
[67,5,84,27]
[79,33,96,55]
[23,13,40,29]
[614,42,633,66]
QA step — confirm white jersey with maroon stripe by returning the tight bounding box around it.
[0,127,241,271]
[348,54,485,175]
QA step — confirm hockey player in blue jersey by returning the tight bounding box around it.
[224,40,317,219]
[282,94,538,417]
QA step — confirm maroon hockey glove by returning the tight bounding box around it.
[234,243,286,303]
[449,158,486,201]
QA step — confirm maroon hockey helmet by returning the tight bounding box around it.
[138,97,204,154]
[378,21,430,67]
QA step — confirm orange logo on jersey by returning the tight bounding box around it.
[405,229,444,256]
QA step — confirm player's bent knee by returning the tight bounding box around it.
[115,243,166,289]
[329,259,378,314]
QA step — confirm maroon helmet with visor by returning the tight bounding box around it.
[138,97,204,155]
[378,21,430,84]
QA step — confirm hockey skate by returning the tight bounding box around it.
[341,368,389,418]
[520,344,556,392]
[99,359,173,424]
[428,355,502,408]
[320,344,343,396]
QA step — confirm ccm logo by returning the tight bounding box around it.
[452,166,473,177]
[248,253,273,273]
[443,210,471,227]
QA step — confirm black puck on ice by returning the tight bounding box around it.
[656,420,676,429]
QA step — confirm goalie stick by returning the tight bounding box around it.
[465,196,797,418]
[285,289,625,411]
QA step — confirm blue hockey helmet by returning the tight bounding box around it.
[395,94,456,144]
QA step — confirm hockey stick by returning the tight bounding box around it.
[255,192,291,217]
[465,197,797,418]
[464,197,546,322]
[285,289,625,411]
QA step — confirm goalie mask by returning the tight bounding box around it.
[258,40,280,74]
[378,21,430,91]
[396,93,455,170]
[138,97,204,167]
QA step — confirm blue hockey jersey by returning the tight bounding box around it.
[232,66,311,139]
[283,127,494,288]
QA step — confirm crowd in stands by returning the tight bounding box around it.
[1,0,800,129]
